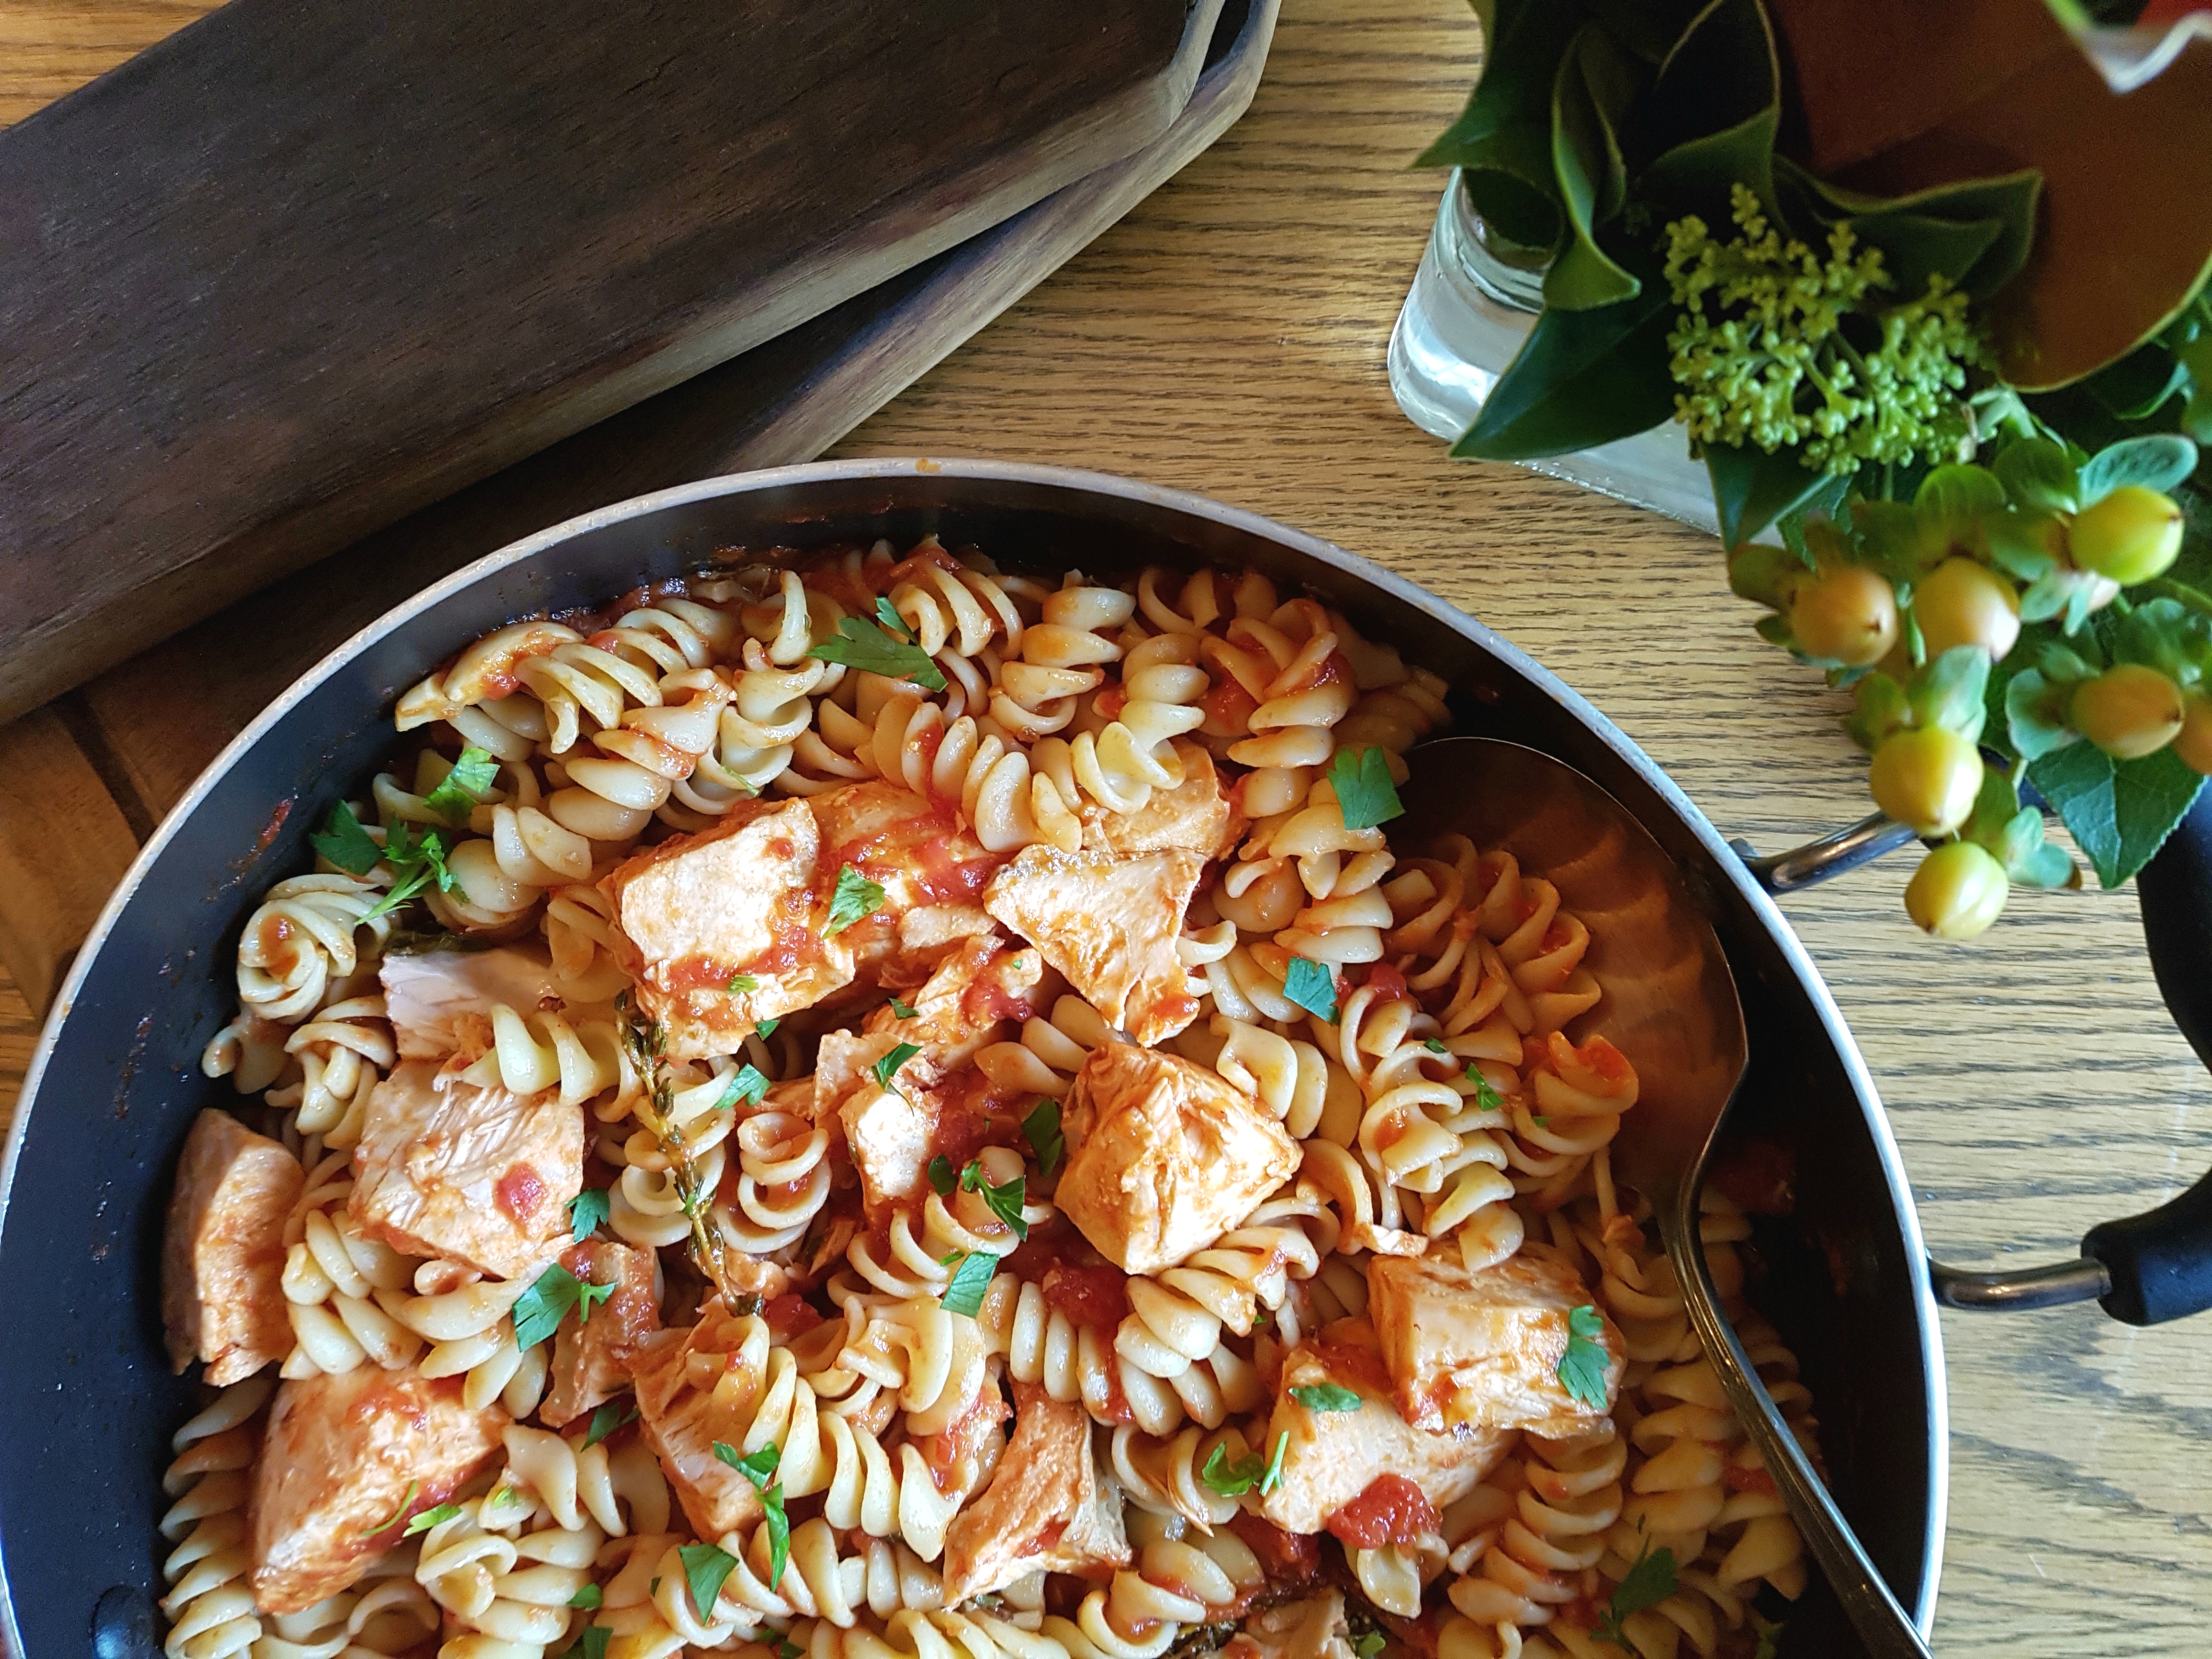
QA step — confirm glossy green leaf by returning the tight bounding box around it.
[1994,439,2079,516]
[2030,741,2205,889]
[2004,670,2079,760]
[1704,443,1833,550]
[2078,435,2199,504]
[2084,342,2190,422]
[1905,646,1990,742]
[1451,280,1677,460]
[1544,26,1641,312]
[1914,465,2007,555]
[1640,0,1779,225]
[1416,0,1579,250]
[1775,159,2043,299]
[1846,673,1909,754]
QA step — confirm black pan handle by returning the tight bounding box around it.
[1736,787,2212,1324]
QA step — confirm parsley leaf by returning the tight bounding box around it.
[1023,1098,1064,1177]
[1423,1038,1449,1054]
[422,747,498,826]
[311,800,382,876]
[513,1263,587,1348]
[1262,1430,1287,1494]
[362,821,456,921]
[1327,745,1403,833]
[728,974,760,994]
[889,996,918,1019]
[715,1440,782,1488]
[1467,1065,1505,1111]
[929,1154,958,1195]
[826,865,888,934]
[578,1278,616,1325]
[678,1541,740,1619]
[874,596,915,640]
[1750,1618,1781,1659]
[570,1584,604,1610]
[567,1188,610,1243]
[809,616,947,690]
[1557,1304,1611,1410]
[714,1064,770,1111]
[1282,956,1338,1024]
[973,1167,1029,1241]
[1289,1383,1362,1413]
[1594,1541,1678,1648]
[1201,1442,1266,1496]
[939,1249,997,1318]
[359,1479,418,1536]
[403,1502,461,1537]
[873,1042,922,1091]
[712,1442,788,1587]
[583,1401,636,1449]
[780,1641,805,1659]
[1354,1635,1385,1659]
[755,1017,780,1038]
[571,1628,611,1659]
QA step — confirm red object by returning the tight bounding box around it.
[1326,1474,1439,1550]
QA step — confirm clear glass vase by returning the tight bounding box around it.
[1387,170,1729,538]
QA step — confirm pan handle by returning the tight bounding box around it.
[1744,787,2212,1323]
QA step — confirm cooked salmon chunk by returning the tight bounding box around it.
[377,944,562,1060]
[1082,742,1242,861]
[1259,1331,1509,1536]
[1057,1041,1299,1274]
[538,1240,661,1429]
[161,1110,302,1385]
[1368,1246,1625,1435]
[983,845,1204,1045]
[811,780,1013,985]
[348,1060,581,1280]
[941,1381,1129,1603]
[602,797,854,1056]
[248,1364,507,1614]
[627,1296,772,1539]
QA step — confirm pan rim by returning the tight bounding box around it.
[0,454,1947,1643]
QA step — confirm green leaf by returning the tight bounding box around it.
[578,1278,614,1325]
[2085,342,2190,423]
[569,1584,604,1610]
[728,974,760,994]
[1750,1617,1781,1659]
[1641,0,1779,227]
[567,1629,611,1659]
[1705,443,1835,551]
[873,596,915,640]
[928,1154,957,1196]
[2079,436,2199,505]
[1985,509,2065,582]
[2003,669,2078,760]
[1556,1304,1610,1409]
[1354,1634,1386,1659]
[1905,647,1990,743]
[873,1042,922,1092]
[1596,1542,1680,1647]
[1451,278,1678,460]
[714,1064,770,1112]
[310,800,382,876]
[1282,957,1339,1024]
[1328,746,1404,833]
[967,1167,1030,1240]
[715,1439,782,1490]
[1466,1064,1505,1111]
[678,1541,739,1620]
[756,1017,779,1039]
[1776,160,2040,298]
[889,996,918,1019]
[359,1479,419,1538]
[403,1502,462,1537]
[1994,439,2079,516]
[1849,498,1925,588]
[808,616,947,690]
[512,1263,585,1350]
[826,865,888,935]
[2030,742,2205,890]
[1544,25,1643,312]
[582,1401,636,1449]
[1289,1384,1363,1413]
[1023,1098,1064,1177]
[1415,0,1577,248]
[567,1188,610,1243]
[422,747,498,826]
[361,822,455,921]
[939,1250,997,1318]
[1200,1440,1271,1498]
[1914,465,2007,556]
[1424,1038,1450,1054]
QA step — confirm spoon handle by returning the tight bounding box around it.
[1656,1198,1934,1659]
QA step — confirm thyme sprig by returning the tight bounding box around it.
[616,991,753,1311]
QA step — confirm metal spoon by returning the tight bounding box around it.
[1397,736,1932,1658]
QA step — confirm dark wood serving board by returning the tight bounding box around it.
[0,0,1226,724]
[0,0,1280,1017]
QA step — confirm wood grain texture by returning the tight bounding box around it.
[0,0,1221,722]
[3,0,2210,1650]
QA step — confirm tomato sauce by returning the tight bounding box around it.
[1326,1474,1438,1550]
[1228,1513,1322,1585]
[1094,685,1130,721]
[1041,1262,1131,1330]
[1203,678,1260,738]
[876,545,967,594]
[1724,1463,1778,1497]
[1364,962,1409,1002]
[495,1164,547,1223]
[1305,1342,1392,1397]
[762,1294,823,1339]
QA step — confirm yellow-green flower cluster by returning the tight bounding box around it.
[1663,184,1986,475]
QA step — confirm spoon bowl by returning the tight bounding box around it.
[1399,735,1932,1658]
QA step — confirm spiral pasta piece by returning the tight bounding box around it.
[156,1376,273,1659]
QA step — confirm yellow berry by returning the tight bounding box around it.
[1914,559,2020,661]
[2175,691,2212,776]
[1787,565,1899,667]
[1904,842,2009,940]
[2068,486,2183,585]
[2069,664,2184,759]
[1869,726,1983,838]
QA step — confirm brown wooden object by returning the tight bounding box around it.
[0,0,1224,723]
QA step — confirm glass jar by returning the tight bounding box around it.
[1387,170,1729,538]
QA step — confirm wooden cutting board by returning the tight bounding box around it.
[0,0,1226,725]
[0,0,1280,1017]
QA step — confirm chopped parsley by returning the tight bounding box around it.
[567,1188,610,1243]
[1288,1383,1362,1413]
[310,800,382,875]
[359,1479,418,1537]
[960,1160,1029,1241]
[889,996,918,1019]
[714,1441,789,1588]
[826,865,888,934]
[873,597,915,640]
[512,1262,613,1349]
[1467,1066,1505,1111]
[583,1400,636,1449]
[929,1154,958,1195]
[809,614,947,691]
[1423,1039,1450,1055]
[1594,1540,1678,1649]
[1354,1635,1386,1659]
[1327,745,1403,833]
[1557,1305,1611,1411]
[780,1641,806,1659]
[1200,1433,1289,1498]
[1750,1616,1782,1659]
[1282,956,1338,1024]
[361,820,458,921]
[714,1064,770,1111]
[403,1502,462,1537]
[422,747,498,826]
[569,1584,604,1610]
[678,1540,741,1619]
[939,1249,997,1318]
[568,1628,611,1659]
[755,1017,780,1038]
[1023,1098,1064,1177]
[872,1041,923,1092]
[728,974,760,994]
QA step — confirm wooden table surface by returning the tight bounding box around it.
[6,1,2210,1650]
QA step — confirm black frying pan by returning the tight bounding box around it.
[2,458,2050,1655]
